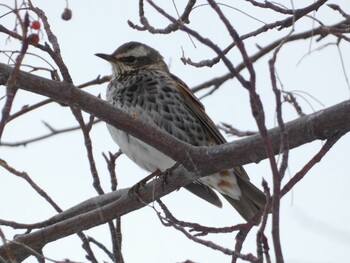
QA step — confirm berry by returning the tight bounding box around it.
[27,34,39,45]
[61,8,72,21]
[31,20,41,30]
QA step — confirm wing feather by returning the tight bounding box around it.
[170,74,227,145]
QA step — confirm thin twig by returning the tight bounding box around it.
[0,159,62,212]
[102,150,122,191]
[218,123,257,137]
[113,218,124,263]
[3,238,83,263]
[257,180,272,263]
[28,0,73,83]
[157,200,245,236]
[268,26,295,262]
[0,10,30,140]
[190,18,348,95]
[328,4,350,20]
[128,0,195,34]
[281,133,343,197]
[72,108,104,195]
[0,119,101,147]
[87,237,114,261]
[26,3,100,262]
[155,200,259,262]
[282,92,305,117]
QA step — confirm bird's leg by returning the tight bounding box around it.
[129,163,180,197]
[129,169,162,196]
[161,163,180,190]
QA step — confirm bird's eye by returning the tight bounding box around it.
[120,56,136,63]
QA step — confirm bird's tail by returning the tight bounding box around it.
[223,167,266,223]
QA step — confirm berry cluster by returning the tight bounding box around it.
[25,5,72,46]
[27,20,40,45]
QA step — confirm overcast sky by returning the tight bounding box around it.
[1,1,350,262]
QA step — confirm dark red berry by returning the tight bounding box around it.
[61,8,72,21]
[27,34,39,45]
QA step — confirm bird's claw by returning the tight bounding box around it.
[128,169,162,197]
[161,163,180,190]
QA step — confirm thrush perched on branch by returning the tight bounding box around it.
[96,42,266,221]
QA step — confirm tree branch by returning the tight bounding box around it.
[0,63,349,176]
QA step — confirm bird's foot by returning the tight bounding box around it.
[161,163,180,190]
[128,169,162,197]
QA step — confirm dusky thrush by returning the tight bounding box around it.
[96,42,266,221]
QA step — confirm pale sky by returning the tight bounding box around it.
[1,1,350,262]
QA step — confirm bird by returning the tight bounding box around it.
[95,41,266,221]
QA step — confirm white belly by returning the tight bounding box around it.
[107,124,241,199]
[107,124,176,172]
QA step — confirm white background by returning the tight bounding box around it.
[1,0,350,262]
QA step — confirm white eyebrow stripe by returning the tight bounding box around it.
[117,46,149,58]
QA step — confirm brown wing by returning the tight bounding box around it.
[171,73,250,182]
[170,74,227,145]
[170,74,266,221]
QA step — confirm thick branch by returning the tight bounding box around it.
[0,63,350,176]
[0,165,199,262]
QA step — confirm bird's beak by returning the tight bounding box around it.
[95,53,115,62]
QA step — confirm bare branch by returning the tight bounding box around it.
[282,92,306,117]
[268,29,294,261]
[0,159,62,213]
[0,63,349,176]
[155,201,259,262]
[87,237,114,261]
[0,10,30,140]
[28,1,72,83]
[191,18,349,94]
[257,180,272,263]
[0,120,101,147]
[328,4,350,20]
[71,108,104,195]
[6,75,110,124]
[102,151,122,191]
[218,123,257,137]
[156,200,245,236]
[128,0,195,34]
[281,133,343,197]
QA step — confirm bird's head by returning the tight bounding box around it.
[95,41,169,76]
